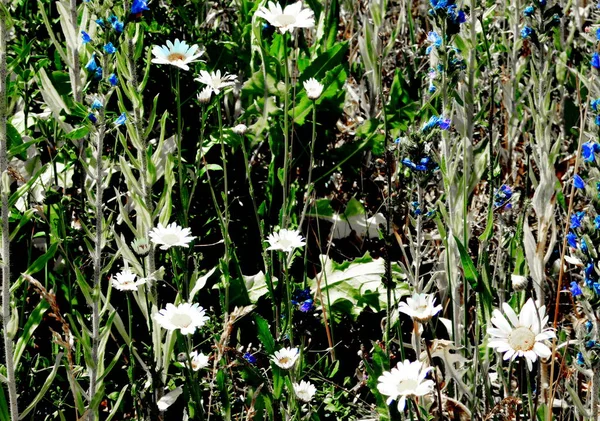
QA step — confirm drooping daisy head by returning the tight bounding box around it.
[149,222,195,250]
[303,77,324,100]
[188,350,210,371]
[111,268,147,291]
[293,380,316,402]
[255,1,315,34]
[194,70,237,95]
[154,303,209,335]
[266,228,305,253]
[151,39,204,71]
[488,298,555,371]
[271,347,299,369]
[377,359,435,412]
[398,293,443,323]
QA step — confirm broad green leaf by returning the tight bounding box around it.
[254,315,275,354]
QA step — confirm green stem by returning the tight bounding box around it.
[281,34,290,228]
[175,70,187,225]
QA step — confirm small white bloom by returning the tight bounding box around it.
[151,39,204,71]
[377,360,435,412]
[131,237,151,255]
[149,222,195,250]
[232,124,248,135]
[157,386,183,411]
[488,298,555,371]
[255,1,315,34]
[112,268,147,291]
[197,87,213,104]
[154,303,209,335]
[188,350,210,371]
[266,229,305,253]
[195,69,237,95]
[510,274,529,291]
[293,380,316,402]
[272,347,299,369]
[303,78,324,100]
[398,293,443,323]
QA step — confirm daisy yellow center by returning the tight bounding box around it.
[278,356,290,365]
[161,233,180,244]
[172,313,193,328]
[167,53,187,62]
[508,326,536,351]
[275,14,296,27]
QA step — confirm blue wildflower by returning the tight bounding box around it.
[299,299,314,313]
[90,99,103,110]
[596,115,600,126]
[586,320,593,332]
[113,20,124,33]
[85,54,97,71]
[426,31,442,54]
[95,18,105,28]
[81,31,92,44]
[582,238,589,253]
[521,26,534,39]
[402,158,418,171]
[567,232,578,248]
[539,0,546,6]
[524,6,535,16]
[577,352,585,365]
[87,113,97,124]
[592,52,600,70]
[592,99,600,111]
[594,282,600,295]
[570,281,583,297]
[104,42,117,54]
[422,115,441,132]
[131,0,150,14]
[114,112,127,126]
[595,216,600,230]
[412,201,422,215]
[243,352,257,364]
[574,174,585,189]
[586,340,597,349]
[428,81,436,93]
[430,0,448,10]
[583,141,597,162]
[596,28,600,41]
[447,5,466,24]
[570,211,585,229]
[494,184,513,207]
[108,73,118,87]
[291,288,311,305]
[438,118,451,130]
[94,67,103,80]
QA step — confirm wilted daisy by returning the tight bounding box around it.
[194,70,237,95]
[377,360,435,412]
[303,78,324,100]
[154,303,209,335]
[197,87,213,104]
[111,268,147,291]
[149,222,195,250]
[293,380,316,402]
[398,293,443,323]
[266,229,305,253]
[151,39,204,71]
[272,347,299,369]
[255,1,315,34]
[487,298,555,371]
[188,351,210,371]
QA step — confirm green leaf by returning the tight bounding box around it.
[20,352,63,418]
[65,125,90,140]
[13,299,50,367]
[6,123,25,159]
[254,315,275,354]
[454,235,479,290]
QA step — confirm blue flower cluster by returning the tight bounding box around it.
[426,31,442,54]
[493,184,513,208]
[524,5,535,16]
[583,141,600,161]
[291,288,314,313]
[131,0,150,14]
[402,156,437,172]
[521,26,534,39]
[428,0,466,35]
[421,115,451,133]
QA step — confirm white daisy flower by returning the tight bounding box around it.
[194,70,237,95]
[398,293,443,323]
[232,124,248,135]
[188,350,210,371]
[149,222,195,250]
[271,347,299,369]
[111,268,147,291]
[377,359,435,412]
[154,303,209,335]
[255,1,315,34]
[488,297,555,371]
[151,39,204,71]
[303,78,324,100]
[266,229,306,253]
[293,380,316,402]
